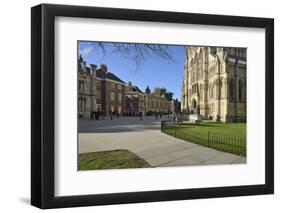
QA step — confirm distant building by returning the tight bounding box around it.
[171,99,181,114]
[78,56,97,118]
[78,56,126,118]
[125,82,145,115]
[144,86,171,114]
[95,64,126,116]
[78,56,173,118]
[181,47,247,122]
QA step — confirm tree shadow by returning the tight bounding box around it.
[79,125,161,133]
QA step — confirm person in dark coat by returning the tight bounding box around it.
[89,111,95,121]
[110,110,113,120]
[139,111,143,120]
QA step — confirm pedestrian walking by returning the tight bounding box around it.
[102,110,105,120]
[139,111,142,121]
[89,111,95,121]
[109,107,113,120]
[110,111,113,120]
[96,108,101,120]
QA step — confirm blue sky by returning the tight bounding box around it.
[78,41,186,100]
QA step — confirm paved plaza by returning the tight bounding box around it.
[79,116,246,167]
[79,115,171,133]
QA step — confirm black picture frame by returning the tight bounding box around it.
[31,3,274,209]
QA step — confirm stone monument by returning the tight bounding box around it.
[188,107,203,123]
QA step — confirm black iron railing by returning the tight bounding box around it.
[161,120,246,157]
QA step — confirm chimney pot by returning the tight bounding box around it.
[100,64,107,72]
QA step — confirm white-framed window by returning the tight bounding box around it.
[118,93,122,102]
[118,84,122,90]
[96,90,101,100]
[111,92,115,101]
[79,80,84,91]
[118,106,122,113]
[111,105,115,112]
[111,82,115,90]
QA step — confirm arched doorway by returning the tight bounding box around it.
[192,99,197,110]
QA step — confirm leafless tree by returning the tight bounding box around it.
[89,42,175,70]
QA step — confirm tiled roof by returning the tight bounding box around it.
[132,86,143,94]
[96,69,125,84]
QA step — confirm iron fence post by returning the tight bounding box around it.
[208,132,210,147]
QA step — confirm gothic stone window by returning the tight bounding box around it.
[211,83,215,99]
[195,53,199,81]
[229,79,234,102]
[199,49,203,79]
[190,58,195,83]
[239,79,243,101]
[199,84,203,101]
[216,78,222,99]
[208,83,212,99]
[244,80,247,100]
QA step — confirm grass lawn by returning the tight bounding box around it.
[79,149,151,170]
[162,123,246,156]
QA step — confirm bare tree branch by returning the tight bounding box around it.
[89,42,175,70]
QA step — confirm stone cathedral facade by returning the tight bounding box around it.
[181,47,247,122]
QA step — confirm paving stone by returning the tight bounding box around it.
[231,157,247,164]
[201,152,245,165]
[79,118,246,167]
[137,143,191,158]
[158,157,199,167]
[145,154,178,166]
[167,148,196,159]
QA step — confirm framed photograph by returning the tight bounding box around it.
[31,4,274,209]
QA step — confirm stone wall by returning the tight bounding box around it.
[181,47,247,122]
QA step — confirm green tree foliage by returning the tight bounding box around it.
[153,87,173,101]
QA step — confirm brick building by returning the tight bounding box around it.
[78,56,126,118]
[95,64,126,116]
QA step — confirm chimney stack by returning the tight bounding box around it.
[90,64,97,70]
[90,64,97,78]
[100,64,107,73]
